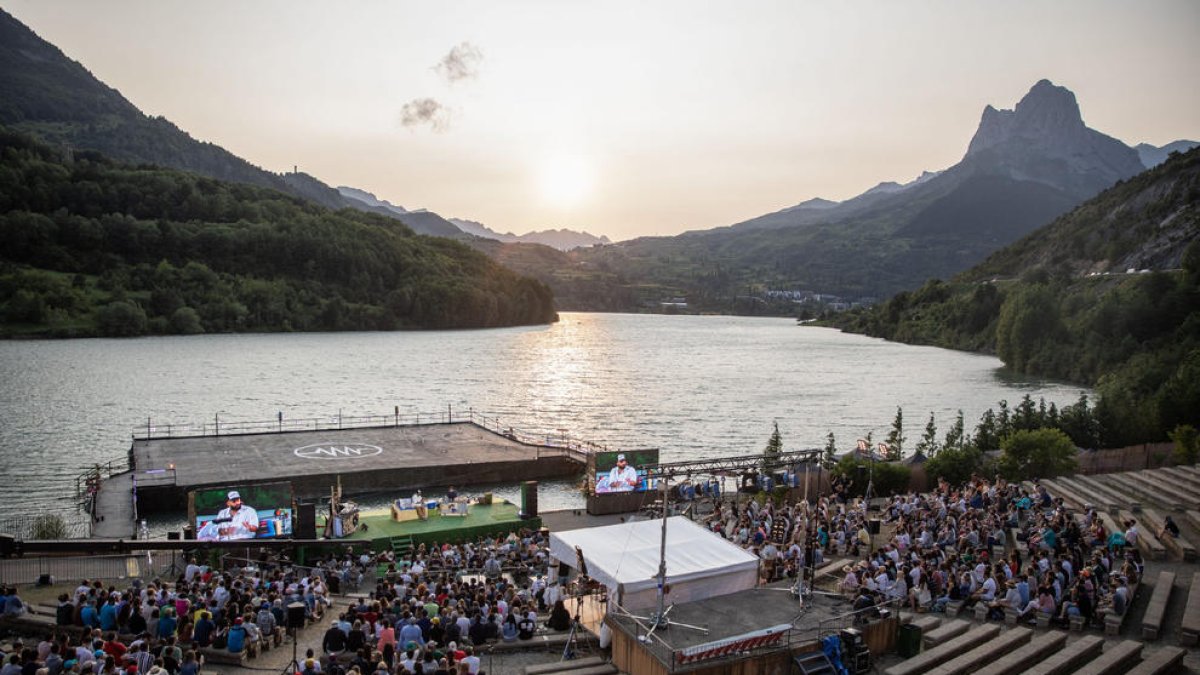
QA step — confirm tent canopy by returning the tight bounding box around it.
[549,516,759,609]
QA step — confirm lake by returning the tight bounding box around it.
[0,312,1087,529]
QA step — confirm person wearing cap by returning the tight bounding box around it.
[214,491,260,541]
[606,454,639,492]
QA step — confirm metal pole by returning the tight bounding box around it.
[655,476,668,627]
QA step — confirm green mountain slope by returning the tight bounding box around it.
[831,148,1200,446]
[0,128,557,336]
[0,9,466,237]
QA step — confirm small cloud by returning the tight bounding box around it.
[434,42,483,83]
[400,98,451,132]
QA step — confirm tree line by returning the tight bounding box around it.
[0,128,557,336]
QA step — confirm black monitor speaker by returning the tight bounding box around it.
[286,601,307,629]
[296,502,317,539]
[520,481,538,519]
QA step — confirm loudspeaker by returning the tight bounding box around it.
[520,481,538,519]
[166,531,180,541]
[840,627,863,650]
[286,602,306,629]
[867,519,881,535]
[182,525,195,540]
[296,502,317,539]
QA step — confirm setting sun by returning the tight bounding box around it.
[538,154,594,208]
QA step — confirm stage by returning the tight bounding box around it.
[605,579,871,674]
[334,500,542,550]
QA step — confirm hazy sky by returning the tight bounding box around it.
[8,1,1200,240]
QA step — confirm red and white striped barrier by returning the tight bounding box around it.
[673,624,792,664]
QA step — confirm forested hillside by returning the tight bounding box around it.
[832,149,1200,446]
[0,128,557,336]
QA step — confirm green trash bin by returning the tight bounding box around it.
[897,622,922,658]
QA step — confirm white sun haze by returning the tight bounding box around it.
[537,154,594,209]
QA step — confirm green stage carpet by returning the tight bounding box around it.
[338,500,542,549]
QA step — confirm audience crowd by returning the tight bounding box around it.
[1,473,1163,675]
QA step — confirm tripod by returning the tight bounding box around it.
[561,613,585,661]
[280,626,299,675]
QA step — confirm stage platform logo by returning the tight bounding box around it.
[294,442,383,460]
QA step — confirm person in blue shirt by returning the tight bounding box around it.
[193,611,215,648]
[80,599,99,628]
[158,606,178,639]
[227,617,248,653]
[98,598,118,632]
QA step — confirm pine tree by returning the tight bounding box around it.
[764,421,783,470]
[823,431,837,467]
[885,406,905,460]
[916,412,939,457]
[943,409,965,453]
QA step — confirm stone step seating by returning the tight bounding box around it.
[1140,507,1197,561]
[1103,575,1139,636]
[1126,646,1186,675]
[1094,473,1163,511]
[523,656,616,675]
[1154,466,1200,492]
[1122,471,1200,510]
[1183,509,1200,532]
[1118,510,1167,561]
[922,619,970,649]
[883,624,999,675]
[1069,475,1133,513]
[1172,464,1200,484]
[972,630,1066,675]
[1037,479,1090,511]
[1072,639,1143,675]
[1131,469,1200,509]
[1054,476,1120,513]
[1181,571,1200,647]
[1141,570,1176,641]
[901,613,942,635]
[923,626,1032,675]
[1024,634,1104,675]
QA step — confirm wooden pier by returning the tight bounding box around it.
[92,417,599,537]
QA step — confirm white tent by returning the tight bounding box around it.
[549,516,760,610]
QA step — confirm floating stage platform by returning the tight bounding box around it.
[91,414,598,537]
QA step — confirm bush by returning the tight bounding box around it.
[924,445,986,487]
[32,513,68,539]
[997,428,1078,481]
[95,300,148,336]
[1170,424,1199,464]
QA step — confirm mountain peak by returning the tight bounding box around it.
[1012,78,1084,133]
[967,79,1085,156]
[963,80,1143,198]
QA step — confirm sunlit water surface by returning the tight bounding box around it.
[0,313,1087,531]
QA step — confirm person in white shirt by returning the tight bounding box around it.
[214,491,260,541]
[605,454,639,492]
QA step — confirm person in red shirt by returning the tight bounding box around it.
[103,633,127,661]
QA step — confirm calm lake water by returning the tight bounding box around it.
[0,312,1087,529]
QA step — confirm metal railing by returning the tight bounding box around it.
[0,551,181,586]
[130,406,646,462]
[0,514,92,541]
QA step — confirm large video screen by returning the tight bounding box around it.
[593,449,660,494]
[191,482,294,541]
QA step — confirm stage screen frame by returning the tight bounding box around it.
[189,481,295,542]
[592,449,660,495]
